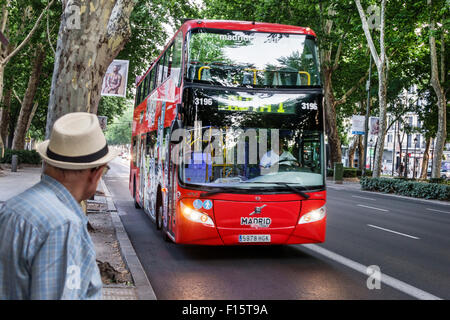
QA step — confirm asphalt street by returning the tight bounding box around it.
[104,157,449,300]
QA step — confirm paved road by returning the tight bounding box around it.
[104,157,449,300]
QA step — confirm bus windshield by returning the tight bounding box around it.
[177,87,325,191]
[186,29,321,88]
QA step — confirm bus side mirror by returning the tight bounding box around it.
[170,119,184,144]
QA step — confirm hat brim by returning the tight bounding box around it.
[37,140,120,170]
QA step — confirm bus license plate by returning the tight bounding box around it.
[239,235,271,243]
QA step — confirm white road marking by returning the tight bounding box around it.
[357,204,389,212]
[352,195,376,201]
[367,224,420,240]
[426,208,449,214]
[299,244,441,300]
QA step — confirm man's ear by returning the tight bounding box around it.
[90,166,104,182]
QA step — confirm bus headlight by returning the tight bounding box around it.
[180,201,215,227]
[298,206,326,224]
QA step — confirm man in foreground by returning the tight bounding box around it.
[0,112,118,299]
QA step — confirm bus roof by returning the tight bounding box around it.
[183,19,317,37]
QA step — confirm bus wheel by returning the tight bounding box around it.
[157,202,171,242]
[157,203,163,230]
[133,178,140,209]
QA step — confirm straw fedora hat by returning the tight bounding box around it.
[37,112,119,170]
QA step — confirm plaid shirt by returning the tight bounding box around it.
[0,174,102,300]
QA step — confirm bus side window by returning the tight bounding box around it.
[172,32,183,85]
[166,45,173,79]
[143,74,148,100]
[136,84,141,107]
[157,56,164,86]
[156,60,162,87]
[161,52,168,83]
[148,69,154,94]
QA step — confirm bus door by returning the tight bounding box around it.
[139,134,147,204]
[167,142,177,237]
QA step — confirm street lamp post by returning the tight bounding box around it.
[405,136,409,178]
[430,138,435,179]
[369,138,373,171]
[413,137,418,179]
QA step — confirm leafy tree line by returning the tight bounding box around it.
[0,0,447,179]
[201,0,448,178]
[0,0,200,153]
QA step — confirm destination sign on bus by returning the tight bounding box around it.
[192,89,319,115]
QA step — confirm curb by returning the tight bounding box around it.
[100,179,157,300]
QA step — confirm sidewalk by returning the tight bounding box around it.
[0,165,146,300]
[0,165,41,202]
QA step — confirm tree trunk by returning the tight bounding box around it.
[355,0,388,178]
[323,68,342,166]
[0,82,11,150]
[373,66,388,177]
[45,0,136,138]
[348,135,359,168]
[358,135,364,170]
[397,129,405,175]
[12,45,46,150]
[429,0,446,179]
[420,136,431,180]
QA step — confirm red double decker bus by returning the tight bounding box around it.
[130,19,326,245]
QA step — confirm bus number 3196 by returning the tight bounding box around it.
[194,97,214,106]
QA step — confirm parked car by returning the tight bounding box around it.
[441,169,450,180]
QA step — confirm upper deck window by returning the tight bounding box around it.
[185,29,321,88]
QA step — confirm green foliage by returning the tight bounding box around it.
[0,148,41,165]
[98,97,129,125]
[360,177,450,201]
[105,106,134,145]
[327,167,372,178]
[3,0,201,142]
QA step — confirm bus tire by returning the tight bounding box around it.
[157,202,163,230]
[133,178,141,209]
[156,189,163,230]
[156,193,171,242]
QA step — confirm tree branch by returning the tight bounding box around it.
[440,31,445,84]
[46,10,55,55]
[12,89,22,105]
[335,71,369,106]
[354,0,380,68]
[105,0,137,58]
[1,0,10,34]
[1,0,55,67]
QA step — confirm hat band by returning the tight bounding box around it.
[47,144,109,163]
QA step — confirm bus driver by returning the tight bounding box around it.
[259,138,298,169]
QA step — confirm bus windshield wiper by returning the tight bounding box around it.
[200,187,247,197]
[274,182,310,199]
[240,182,310,199]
